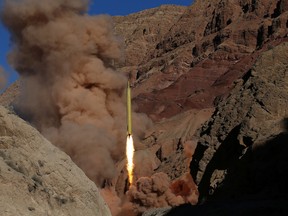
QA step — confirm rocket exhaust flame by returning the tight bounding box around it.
[126,79,134,185]
[126,134,134,185]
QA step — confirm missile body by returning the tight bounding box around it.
[127,80,132,136]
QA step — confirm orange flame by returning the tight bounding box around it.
[126,135,135,185]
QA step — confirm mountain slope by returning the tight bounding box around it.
[116,0,288,121]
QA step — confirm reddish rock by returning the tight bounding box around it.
[115,0,288,121]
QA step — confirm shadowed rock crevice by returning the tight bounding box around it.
[194,124,245,202]
[210,121,288,200]
[256,25,265,49]
[166,119,288,216]
[190,42,288,191]
[271,0,282,18]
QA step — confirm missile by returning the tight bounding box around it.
[127,79,132,136]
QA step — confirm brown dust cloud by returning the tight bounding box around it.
[1,0,193,215]
[0,66,7,91]
[1,0,151,185]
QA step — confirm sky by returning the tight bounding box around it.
[0,0,193,87]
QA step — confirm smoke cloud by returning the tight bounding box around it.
[127,172,185,215]
[0,66,7,91]
[1,0,151,187]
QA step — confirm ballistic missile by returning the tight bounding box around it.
[127,79,132,136]
[126,79,134,184]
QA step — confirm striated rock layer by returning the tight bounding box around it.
[115,0,288,121]
[0,106,111,216]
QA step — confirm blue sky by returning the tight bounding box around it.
[0,0,193,87]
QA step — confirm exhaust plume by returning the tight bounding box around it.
[126,135,135,185]
[127,172,185,215]
[1,0,151,186]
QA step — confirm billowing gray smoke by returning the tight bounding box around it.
[1,0,151,186]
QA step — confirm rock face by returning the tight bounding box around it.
[115,0,288,121]
[113,5,187,69]
[190,42,288,205]
[144,109,213,180]
[0,106,111,216]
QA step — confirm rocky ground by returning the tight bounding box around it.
[0,0,288,215]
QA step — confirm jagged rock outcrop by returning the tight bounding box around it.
[113,5,187,70]
[122,0,288,121]
[0,106,111,216]
[190,42,288,204]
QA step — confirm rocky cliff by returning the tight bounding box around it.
[1,0,288,215]
[190,41,288,202]
[144,35,288,216]
[174,41,288,215]
[0,106,111,216]
[115,0,288,121]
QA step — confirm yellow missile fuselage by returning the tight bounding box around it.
[127,80,132,136]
